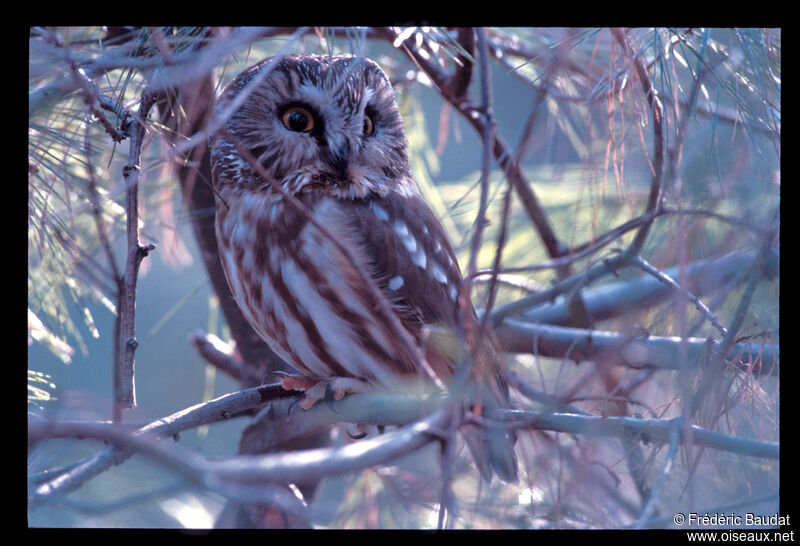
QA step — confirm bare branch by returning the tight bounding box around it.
[492,410,778,459]
[113,90,159,420]
[381,26,570,266]
[494,320,778,375]
[516,247,778,327]
[190,330,265,386]
[30,383,300,503]
[30,405,452,494]
[29,389,777,509]
[624,254,728,337]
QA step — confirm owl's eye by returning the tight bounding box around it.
[362,114,375,136]
[281,106,315,133]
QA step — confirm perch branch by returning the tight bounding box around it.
[29,383,301,504]
[30,390,777,508]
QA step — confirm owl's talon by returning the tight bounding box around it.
[276,376,371,410]
[346,423,369,439]
[279,374,319,393]
[262,370,293,385]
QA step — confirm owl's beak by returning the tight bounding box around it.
[321,142,350,181]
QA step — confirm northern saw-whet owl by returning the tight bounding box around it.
[211,54,518,483]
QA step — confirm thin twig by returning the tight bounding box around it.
[625,254,728,337]
[382,26,570,265]
[114,89,159,420]
[688,216,780,419]
[610,28,664,257]
[633,418,681,528]
[470,205,773,280]
[190,330,265,386]
[460,28,496,359]
[463,27,493,289]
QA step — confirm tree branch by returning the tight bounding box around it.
[29,389,777,509]
[381,26,570,266]
[513,247,778,327]
[113,90,159,420]
[492,410,778,459]
[29,383,301,504]
[29,403,451,497]
[494,320,778,375]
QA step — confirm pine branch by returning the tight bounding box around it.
[30,389,777,508]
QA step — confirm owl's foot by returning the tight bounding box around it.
[278,374,370,410]
[346,422,385,439]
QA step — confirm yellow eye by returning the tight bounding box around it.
[281,106,314,132]
[363,114,374,136]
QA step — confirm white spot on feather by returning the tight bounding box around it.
[449,285,458,301]
[431,262,447,284]
[388,275,404,290]
[392,219,408,237]
[411,248,427,269]
[393,220,418,254]
[369,201,389,221]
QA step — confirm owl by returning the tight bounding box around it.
[210,54,517,483]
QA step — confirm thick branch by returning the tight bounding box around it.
[30,405,451,496]
[29,383,300,503]
[494,320,778,375]
[514,247,778,327]
[29,390,777,506]
[492,410,778,459]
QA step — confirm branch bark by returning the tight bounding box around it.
[113,90,158,420]
[29,389,777,506]
[494,320,778,375]
[29,383,301,504]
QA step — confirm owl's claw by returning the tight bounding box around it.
[277,373,318,393]
[278,375,370,410]
[346,423,369,439]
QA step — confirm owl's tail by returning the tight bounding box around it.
[468,318,519,483]
[463,420,518,483]
[462,377,519,484]
[425,319,519,483]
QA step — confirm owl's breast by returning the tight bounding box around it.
[215,191,422,385]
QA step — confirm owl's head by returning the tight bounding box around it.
[211,54,413,200]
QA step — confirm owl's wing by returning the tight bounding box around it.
[306,190,518,482]
[348,191,464,335]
